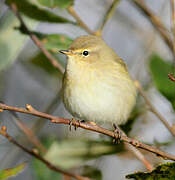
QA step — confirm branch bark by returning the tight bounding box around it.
[0,102,175,161]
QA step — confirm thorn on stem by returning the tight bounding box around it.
[26,104,36,112]
[32,148,39,154]
[131,139,140,147]
[0,126,7,135]
[26,104,32,110]
[168,73,175,82]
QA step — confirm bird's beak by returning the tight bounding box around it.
[59,50,73,56]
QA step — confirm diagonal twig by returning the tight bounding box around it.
[98,0,121,35]
[10,111,46,153]
[130,0,173,53]
[67,6,95,35]
[0,126,90,180]
[10,3,64,74]
[134,81,175,136]
[170,0,175,82]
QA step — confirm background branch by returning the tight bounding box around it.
[10,111,46,153]
[67,6,95,35]
[170,0,175,82]
[0,102,175,162]
[97,0,121,35]
[130,0,173,53]
[10,3,64,74]
[134,81,175,136]
[0,126,90,180]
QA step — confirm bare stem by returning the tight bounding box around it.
[98,0,121,34]
[131,0,173,53]
[120,128,154,171]
[134,81,175,137]
[10,111,46,153]
[0,126,90,180]
[0,102,175,161]
[10,3,64,74]
[170,0,175,82]
[67,6,95,35]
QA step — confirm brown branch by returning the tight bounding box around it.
[67,6,95,35]
[10,3,64,74]
[134,81,175,136]
[0,103,175,161]
[130,0,173,53]
[97,0,121,35]
[0,126,90,180]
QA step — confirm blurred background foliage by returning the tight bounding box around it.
[0,0,175,180]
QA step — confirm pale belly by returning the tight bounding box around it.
[63,77,136,125]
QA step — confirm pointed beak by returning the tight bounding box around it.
[59,50,73,56]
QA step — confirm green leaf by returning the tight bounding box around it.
[32,159,62,180]
[39,33,73,53]
[126,162,175,180]
[0,163,26,180]
[6,0,73,23]
[29,53,64,76]
[45,138,123,169]
[17,28,73,53]
[37,0,74,9]
[149,54,175,109]
[0,10,37,71]
[82,166,102,180]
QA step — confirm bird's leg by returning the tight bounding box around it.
[113,123,122,144]
[69,118,73,131]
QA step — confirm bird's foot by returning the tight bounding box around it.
[69,118,82,131]
[69,118,76,131]
[113,123,122,144]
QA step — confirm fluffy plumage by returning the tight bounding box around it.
[61,35,136,125]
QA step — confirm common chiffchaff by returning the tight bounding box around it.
[60,35,136,125]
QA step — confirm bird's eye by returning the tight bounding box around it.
[82,51,89,56]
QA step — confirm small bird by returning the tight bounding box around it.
[60,35,136,125]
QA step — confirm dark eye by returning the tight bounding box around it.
[82,51,89,56]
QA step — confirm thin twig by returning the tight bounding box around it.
[98,0,121,35]
[10,3,64,74]
[130,0,173,53]
[134,81,175,137]
[170,0,175,81]
[171,0,175,39]
[0,126,90,180]
[67,6,95,35]
[0,103,175,161]
[120,128,154,171]
[10,111,46,153]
